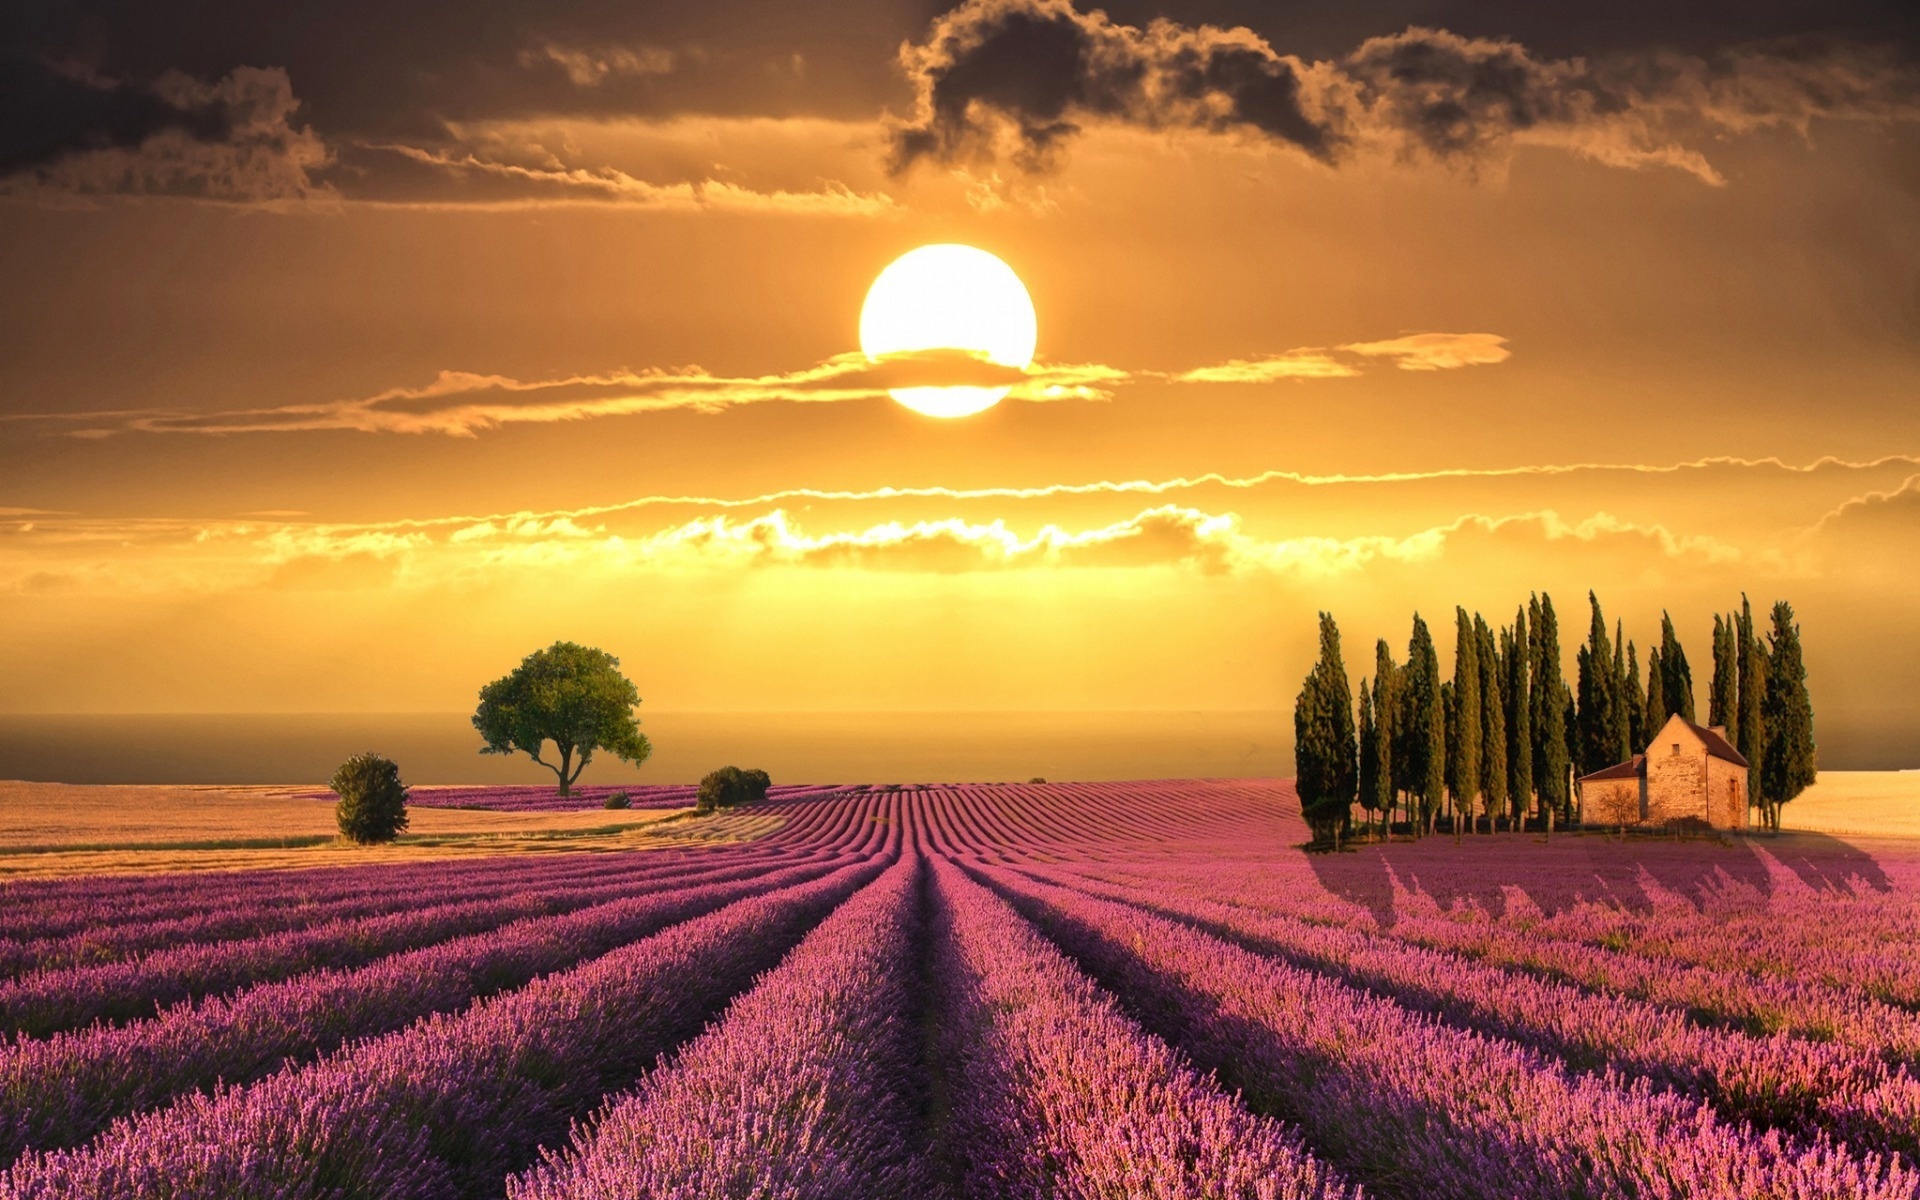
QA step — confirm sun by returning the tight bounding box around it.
[859,244,1038,418]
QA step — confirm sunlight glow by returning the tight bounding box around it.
[859,244,1038,418]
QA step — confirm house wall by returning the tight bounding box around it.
[1704,757,1749,830]
[1645,721,1709,825]
[1583,777,1642,827]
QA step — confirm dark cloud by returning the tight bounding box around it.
[893,0,1334,171]
[892,0,1920,181]
[0,57,230,174]
[0,58,330,201]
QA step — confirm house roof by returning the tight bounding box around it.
[1579,754,1645,783]
[1680,717,1750,768]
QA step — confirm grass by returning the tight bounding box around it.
[0,783,781,878]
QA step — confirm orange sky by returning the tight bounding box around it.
[3,1,1919,767]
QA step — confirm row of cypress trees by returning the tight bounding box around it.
[1294,594,1816,844]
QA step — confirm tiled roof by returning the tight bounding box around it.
[1579,754,1645,783]
[1682,718,1750,768]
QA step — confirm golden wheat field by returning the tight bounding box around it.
[0,783,786,878]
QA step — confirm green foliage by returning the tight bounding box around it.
[1575,592,1619,776]
[1398,613,1447,834]
[1027,776,1047,784]
[1476,614,1508,826]
[1623,641,1648,750]
[1709,613,1740,735]
[603,792,631,810]
[1447,607,1481,827]
[330,752,409,845]
[472,641,652,797]
[1737,596,1767,784]
[696,766,772,814]
[1293,612,1357,846]
[1659,612,1697,723]
[1368,641,1397,835]
[1531,594,1572,821]
[1503,612,1532,826]
[1760,600,1817,830]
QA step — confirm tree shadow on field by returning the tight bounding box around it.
[1305,830,1892,927]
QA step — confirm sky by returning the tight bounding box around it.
[2,0,1919,768]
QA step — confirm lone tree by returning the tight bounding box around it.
[1759,600,1817,831]
[1293,612,1357,847]
[472,641,652,797]
[697,766,772,814]
[331,752,410,844]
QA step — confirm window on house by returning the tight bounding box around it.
[1671,743,1680,755]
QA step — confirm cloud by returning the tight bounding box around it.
[520,43,677,88]
[1174,331,1508,383]
[571,504,1748,578]
[890,2,1920,183]
[356,142,894,215]
[1343,332,1512,371]
[11,330,1486,438]
[0,60,333,204]
[1173,351,1358,384]
[891,0,1338,173]
[1810,475,1920,557]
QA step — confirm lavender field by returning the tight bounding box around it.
[3,781,1918,1199]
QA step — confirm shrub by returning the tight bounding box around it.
[604,792,632,810]
[1028,776,1047,784]
[696,766,772,814]
[330,752,410,844]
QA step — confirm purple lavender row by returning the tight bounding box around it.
[0,852,854,1164]
[979,866,1920,1200]
[1030,862,1920,1159]
[510,854,932,1200]
[0,853,893,1200]
[0,849,793,1040]
[0,848,752,980]
[1377,899,1920,1069]
[0,843,727,942]
[925,858,1357,1200]
[1075,853,1920,1066]
[1456,885,1920,1010]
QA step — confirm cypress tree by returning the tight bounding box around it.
[1533,594,1572,823]
[1357,680,1380,838]
[1293,612,1357,846]
[1646,644,1668,731]
[1448,607,1482,833]
[1660,612,1696,723]
[1623,641,1645,750]
[1610,619,1632,762]
[1761,600,1816,832]
[1504,612,1532,828]
[1575,592,1617,776]
[1477,614,1508,831]
[1441,680,1457,831]
[1737,595,1767,807]
[1404,613,1446,835]
[1709,613,1739,734]
[1372,639,1398,837]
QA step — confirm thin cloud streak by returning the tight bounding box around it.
[13,331,1502,438]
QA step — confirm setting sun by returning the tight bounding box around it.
[858,244,1038,418]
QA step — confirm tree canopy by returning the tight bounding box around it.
[472,641,652,797]
[1294,612,1357,847]
[697,766,772,813]
[330,752,410,844]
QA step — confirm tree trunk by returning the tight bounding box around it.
[556,744,574,798]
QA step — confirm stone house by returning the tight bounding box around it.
[1577,713,1751,830]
